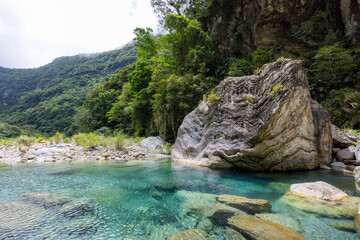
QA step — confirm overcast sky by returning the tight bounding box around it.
[0,0,158,69]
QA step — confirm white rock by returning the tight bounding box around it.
[290,181,348,201]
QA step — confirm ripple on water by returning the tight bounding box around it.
[0,160,359,239]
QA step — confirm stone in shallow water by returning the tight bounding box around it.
[289,181,348,201]
[196,217,213,233]
[0,203,48,237]
[36,216,100,239]
[89,187,130,205]
[209,203,247,225]
[216,194,271,214]
[300,216,359,240]
[254,213,301,232]
[155,178,177,192]
[58,198,92,217]
[21,192,73,208]
[148,224,179,240]
[327,220,356,233]
[223,228,246,240]
[355,210,360,237]
[228,215,306,240]
[167,229,212,240]
[174,190,217,217]
[278,190,360,219]
[0,162,10,169]
[267,182,291,194]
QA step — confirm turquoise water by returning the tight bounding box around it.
[0,159,359,239]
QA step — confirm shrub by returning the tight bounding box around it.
[16,135,36,147]
[52,131,64,144]
[321,88,360,128]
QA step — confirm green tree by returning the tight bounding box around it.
[311,45,357,99]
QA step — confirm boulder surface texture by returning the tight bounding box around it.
[172,60,332,171]
[228,215,306,240]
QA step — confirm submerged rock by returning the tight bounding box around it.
[167,229,212,240]
[327,221,356,233]
[223,228,246,240]
[228,215,306,240]
[21,192,73,208]
[59,198,92,217]
[279,182,360,219]
[255,213,301,232]
[172,60,332,171]
[209,203,248,225]
[355,210,360,237]
[0,162,10,169]
[216,195,271,214]
[0,203,48,235]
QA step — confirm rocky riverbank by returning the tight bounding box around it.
[0,136,170,165]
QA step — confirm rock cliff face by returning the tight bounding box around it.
[205,0,360,58]
[171,60,332,171]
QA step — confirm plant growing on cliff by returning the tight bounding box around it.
[268,84,284,97]
[203,90,220,105]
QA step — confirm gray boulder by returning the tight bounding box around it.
[355,167,360,191]
[355,144,360,162]
[337,148,355,161]
[172,60,332,171]
[140,136,166,150]
[330,162,346,171]
[331,124,355,148]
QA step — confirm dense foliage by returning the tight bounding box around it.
[0,44,137,136]
[1,1,359,141]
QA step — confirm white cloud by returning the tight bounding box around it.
[0,0,158,68]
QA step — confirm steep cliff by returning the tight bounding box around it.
[171,59,332,171]
[204,0,360,59]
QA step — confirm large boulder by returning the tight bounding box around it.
[228,215,306,240]
[172,60,332,171]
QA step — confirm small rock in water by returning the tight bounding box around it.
[223,228,246,240]
[167,229,212,240]
[228,215,306,240]
[289,181,347,201]
[331,161,346,171]
[59,198,92,217]
[327,221,356,233]
[216,194,271,214]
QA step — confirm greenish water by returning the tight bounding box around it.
[0,159,359,239]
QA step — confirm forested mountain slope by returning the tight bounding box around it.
[0,44,137,136]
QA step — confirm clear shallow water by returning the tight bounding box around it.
[0,159,358,239]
